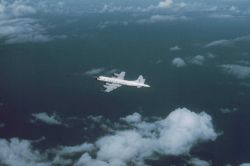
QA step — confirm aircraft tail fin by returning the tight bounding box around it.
[136,75,145,83]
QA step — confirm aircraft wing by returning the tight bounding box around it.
[114,71,126,80]
[104,83,122,92]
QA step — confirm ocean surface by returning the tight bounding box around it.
[1,13,250,165]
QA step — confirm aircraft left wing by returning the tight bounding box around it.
[114,71,126,80]
[104,83,122,92]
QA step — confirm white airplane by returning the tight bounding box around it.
[97,71,150,92]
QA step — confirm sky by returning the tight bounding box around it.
[1,0,250,166]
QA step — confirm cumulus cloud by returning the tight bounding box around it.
[239,163,250,166]
[188,157,210,166]
[205,35,250,48]
[75,153,100,166]
[56,143,94,156]
[121,112,142,123]
[172,57,186,67]
[158,0,173,8]
[31,112,63,126]
[0,108,218,166]
[156,108,217,155]
[190,55,206,65]
[170,45,181,51]
[220,64,250,79]
[79,108,218,165]
[52,143,95,165]
[95,130,153,165]
[0,138,49,166]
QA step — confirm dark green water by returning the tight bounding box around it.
[1,15,250,165]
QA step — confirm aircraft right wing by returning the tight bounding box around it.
[103,83,122,92]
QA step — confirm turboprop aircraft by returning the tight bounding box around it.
[97,71,150,92]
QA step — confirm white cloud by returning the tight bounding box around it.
[190,55,205,65]
[229,5,240,13]
[0,18,51,44]
[220,64,250,79]
[206,52,216,59]
[88,115,104,123]
[219,108,238,114]
[156,108,217,155]
[52,143,95,165]
[0,108,218,166]
[98,20,130,29]
[172,57,186,67]
[57,143,94,155]
[188,157,210,166]
[170,45,181,51]
[105,69,118,75]
[0,1,36,18]
[0,1,51,44]
[75,153,122,166]
[31,112,63,126]
[96,130,153,164]
[84,68,105,76]
[209,13,235,19]
[158,0,173,8]
[121,112,142,123]
[205,39,230,48]
[100,4,157,13]
[205,35,250,48]
[81,108,218,165]
[239,164,250,166]
[138,14,189,24]
[0,138,49,166]
[9,1,36,17]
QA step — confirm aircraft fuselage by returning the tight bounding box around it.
[97,76,150,88]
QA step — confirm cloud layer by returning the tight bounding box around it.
[76,108,218,165]
[0,1,52,44]
[31,112,63,126]
[220,64,250,79]
[0,138,49,166]
[0,108,218,166]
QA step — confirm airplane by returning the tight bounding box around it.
[97,71,150,92]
